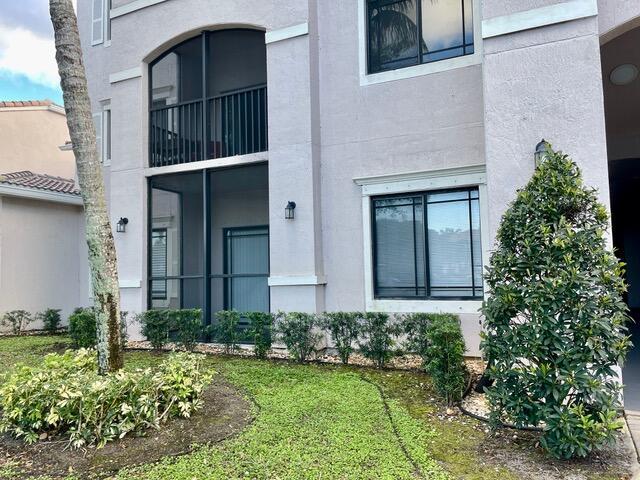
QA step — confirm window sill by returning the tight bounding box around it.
[365,298,483,315]
[360,52,482,87]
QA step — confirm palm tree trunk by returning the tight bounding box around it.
[49,0,123,373]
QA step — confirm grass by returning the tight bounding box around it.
[0,336,630,480]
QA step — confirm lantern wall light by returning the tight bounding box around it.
[116,217,129,233]
[285,201,296,220]
[534,139,551,167]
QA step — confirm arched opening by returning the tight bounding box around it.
[602,25,640,410]
[149,29,267,167]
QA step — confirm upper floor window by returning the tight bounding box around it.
[149,30,267,167]
[91,0,111,46]
[367,0,473,74]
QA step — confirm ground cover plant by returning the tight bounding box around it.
[482,147,632,459]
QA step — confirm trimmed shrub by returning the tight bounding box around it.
[357,312,400,369]
[169,309,205,352]
[37,308,62,334]
[321,312,361,364]
[0,349,213,448]
[245,311,273,359]
[68,308,129,349]
[481,147,631,459]
[214,310,240,354]
[139,310,171,351]
[1,310,32,335]
[274,312,321,362]
[422,314,467,406]
[400,313,433,362]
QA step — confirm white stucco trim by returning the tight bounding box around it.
[265,23,308,44]
[110,0,168,19]
[358,0,483,86]
[109,66,142,84]
[0,185,83,206]
[356,165,488,315]
[268,275,327,287]
[482,0,598,39]
[143,151,268,177]
[119,279,141,289]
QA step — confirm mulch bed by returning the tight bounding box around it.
[0,379,253,479]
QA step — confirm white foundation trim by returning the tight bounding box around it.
[482,0,598,39]
[109,66,142,84]
[358,0,483,86]
[265,23,308,44]
[357,165,489,314]
[268,275,327,286]
[0,185,83,206]
[110,0,168,19]
[143,151,268,176]
[119,279,141,289]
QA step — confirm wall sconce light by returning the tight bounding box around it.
[285,201,296,220]
[116,217,129,233]
[534,139,551,167]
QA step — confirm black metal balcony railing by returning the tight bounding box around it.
[149,84,267,168]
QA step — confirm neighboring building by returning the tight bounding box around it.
[0,102,90,330]
[77,1,639,363]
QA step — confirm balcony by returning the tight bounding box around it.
[149,29,267,168]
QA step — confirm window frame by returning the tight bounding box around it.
[358,0,482,86]
[355,165,488,314]
[371,187,482,301]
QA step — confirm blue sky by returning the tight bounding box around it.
[0,0,73,106]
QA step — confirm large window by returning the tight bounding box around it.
[372,187,482,299]
[367,0,474,74]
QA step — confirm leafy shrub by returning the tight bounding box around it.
[139,310,171,350]
[422,314,467,406]
[36,308,62,334]
[0,349,213,448]
[168,309,205,352]
[1,310,32,335]
[245,311,273,359]
[69,308,128,349]
[274,312,321,362]
[321,312,361,364]
[214,310,240,354]
[481,147,631,459]
[357,312,399,369]
[400,313,433,362]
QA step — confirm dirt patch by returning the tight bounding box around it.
[0,379,253,479]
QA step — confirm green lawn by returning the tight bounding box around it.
[0,336,625,480]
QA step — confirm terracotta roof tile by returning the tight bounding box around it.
[0,171,80,196]
[0,100,55,108]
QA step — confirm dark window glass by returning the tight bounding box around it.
[367,0,474,74]
[372,187,482,299]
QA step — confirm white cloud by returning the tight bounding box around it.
[0,24,60,89]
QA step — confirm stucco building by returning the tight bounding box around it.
[78,0,640,364]
[0,101,91,329]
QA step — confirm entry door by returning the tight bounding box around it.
[224,226,269,317]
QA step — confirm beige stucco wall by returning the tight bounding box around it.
[0,107,75,179]
[0,195,91,331]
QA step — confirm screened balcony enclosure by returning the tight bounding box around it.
[148,163,270,333]
[149,30,267,167]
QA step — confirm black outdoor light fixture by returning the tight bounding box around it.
[534,139,551,167]
[285,201,296,220]
[116,217,129,233]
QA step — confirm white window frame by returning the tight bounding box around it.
[358,0,483,86]
[92,111,103,162]
[354,165,489,314]
[105,0,112,47]
[93,106,111,166]
[91,0,104,46]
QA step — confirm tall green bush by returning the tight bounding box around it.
[481,147,631,459]
[37,308,62,334]
[214,310,240,354]
[69,308,128,349]
[1,310,32,335]
[168,309,205,352]
[422,314,467,406]
[245,311,273,359]
[275,312,321,362]
[357,312,399,368]
[322,312,361,364]
[400,313,433,362]
[139,310,170,351]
